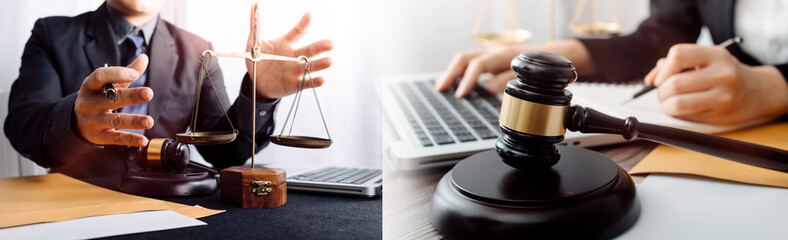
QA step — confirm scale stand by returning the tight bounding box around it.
[177,8,332,167]
[121,6,331,200]
[175,7,332,208]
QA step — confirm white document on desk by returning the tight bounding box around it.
[0,210,205,239]
[618,174,788,240]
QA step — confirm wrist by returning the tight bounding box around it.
[544,39,594,76]
[750,65,788,117]
[71,96,89,143]
[241,73,278,103]
[255,87,277,101]
[255,91,278,103]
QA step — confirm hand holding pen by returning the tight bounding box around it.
[625,37,742,104]
[634,36,788,125]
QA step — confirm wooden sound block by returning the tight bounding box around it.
[220,166,286,208]
[430,147,640,239]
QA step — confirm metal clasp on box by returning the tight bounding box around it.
[251,180,273,196]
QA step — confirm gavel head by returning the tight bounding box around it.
[495,51,577,170]
[136,138,190,171]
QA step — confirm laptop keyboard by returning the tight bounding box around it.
[393,79,502,147]
[289,167,382,185]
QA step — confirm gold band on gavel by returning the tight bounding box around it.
[499,93,568,137]
[147,138,166,169]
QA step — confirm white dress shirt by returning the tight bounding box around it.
[735,0,788,65]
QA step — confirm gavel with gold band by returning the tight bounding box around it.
[135,138,190,171]
[498,51,788,172]
[429,51,788,239]
[430,51,788,239]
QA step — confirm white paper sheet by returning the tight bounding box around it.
[567,82,771,134]
[0,210,205,240]
[618,175,788,240]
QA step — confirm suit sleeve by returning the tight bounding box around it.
[577,0,703,82]
[777,64,788,83]
[193,43,278,169]
[4,18,97,169]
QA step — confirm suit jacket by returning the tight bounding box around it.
[4,3,278,184]
[579,0,788,83]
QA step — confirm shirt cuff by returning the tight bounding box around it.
[236,73,280,134]
[240,73,279,103]
[777,64,788,85]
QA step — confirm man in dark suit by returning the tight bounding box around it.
[4,0,332,186]
[436,0,788,125]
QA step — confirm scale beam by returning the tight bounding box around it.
[200,50,303,63]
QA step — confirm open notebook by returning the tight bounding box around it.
[566,82,773,134]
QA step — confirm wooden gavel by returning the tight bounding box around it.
[135,138,190,171]
[496,51,788,172]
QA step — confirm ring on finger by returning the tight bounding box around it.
[103,83,118,112]
[103,83,116,102]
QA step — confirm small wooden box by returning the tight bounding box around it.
[220,166,286,208]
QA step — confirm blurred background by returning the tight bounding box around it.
[377,0,650,76]
[0,0,664,177]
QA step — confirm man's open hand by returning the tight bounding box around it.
[245,3,334,99]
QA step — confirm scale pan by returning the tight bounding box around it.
[472,29,532,46]
[176,131,237,145]
[569,22,621,35]
[270,135,332,149]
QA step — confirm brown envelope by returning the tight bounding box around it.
[0,173,223,228]
[630,122,788,188]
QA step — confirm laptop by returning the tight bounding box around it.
[381,73,626,171]
[263,164,382,197]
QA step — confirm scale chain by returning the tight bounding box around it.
[276,57,332,141]
[188,57,238,135]
[308,67,331,140]
[201,62,238,134]
[278,61,308,138]
[189,57,205,134]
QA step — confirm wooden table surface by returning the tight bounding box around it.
[382,141,659,240]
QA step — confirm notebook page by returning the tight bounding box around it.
[566,82,769,134]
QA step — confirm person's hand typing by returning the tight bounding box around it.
[245,3,333,100]
[73,54,154,147]
[434,40,593,98]
[644,44,788,125]
[434,45,524,98]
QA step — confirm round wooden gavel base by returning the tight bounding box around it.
[430,146,640,239]
[118,166,217,197]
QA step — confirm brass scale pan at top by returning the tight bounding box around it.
[176,49,331,149]
[471,0,621,47]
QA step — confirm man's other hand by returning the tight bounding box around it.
[245,3,334,100]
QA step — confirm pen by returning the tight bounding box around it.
[623,36,743,104]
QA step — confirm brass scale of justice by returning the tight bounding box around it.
[472,0,621,46]
[175,10,332,167]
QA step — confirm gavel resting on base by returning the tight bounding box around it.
[429,51,788,240]
[497,51,788,172]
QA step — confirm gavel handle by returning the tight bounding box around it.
[565,105,788,173]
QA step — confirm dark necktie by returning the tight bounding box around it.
[118,30,148,135]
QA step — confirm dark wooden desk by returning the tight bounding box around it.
[382,141,658,240]
[109,191,381,239]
